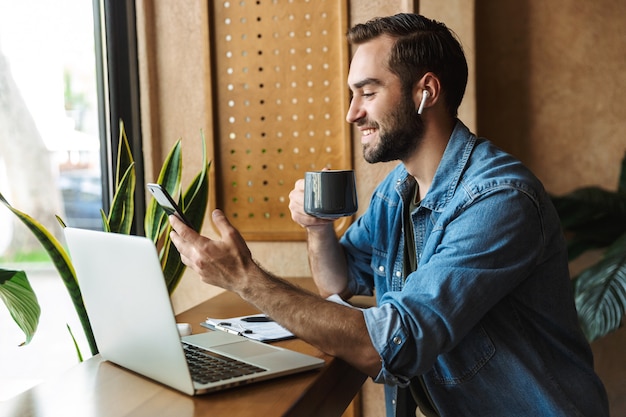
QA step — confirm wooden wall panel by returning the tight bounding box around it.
[210,0,352,240]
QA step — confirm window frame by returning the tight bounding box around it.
[94,0,145,235]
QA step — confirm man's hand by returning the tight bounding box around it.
[288,178,335,229]
[169,209,256,292]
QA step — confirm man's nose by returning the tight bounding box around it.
[346,99,365,124]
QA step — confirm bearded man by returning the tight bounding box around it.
[170,13,609,417]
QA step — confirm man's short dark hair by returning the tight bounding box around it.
[347,13,468,117]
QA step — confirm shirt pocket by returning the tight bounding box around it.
[370,249,389,278]
[430,324,495,385]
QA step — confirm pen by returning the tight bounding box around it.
[241,316,274,322]
[214,323,242,336]
[215,322,253,335]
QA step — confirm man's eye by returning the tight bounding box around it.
[349,91,375,101]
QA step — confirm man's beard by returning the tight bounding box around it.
[362,93,424,164]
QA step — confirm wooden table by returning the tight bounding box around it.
[0,279,367,417]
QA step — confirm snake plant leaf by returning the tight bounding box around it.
[156,140,183,193]
[55,216,67,228]
[107,162,136,234]
[145,206,169,245]
[145,140,183,242]
[161,234,187,293]
[574,233,626,341]
[0,192,98,354]
[0,269,40,346]
[66,323,84,362]
[115,120,135,188]
[144,196,163,244]
[182,163,211,233]
[106,120,135,234]
[100,209,110,232]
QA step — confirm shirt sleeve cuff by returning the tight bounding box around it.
[363,304,412,387]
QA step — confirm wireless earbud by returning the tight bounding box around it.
[417,90,429,115]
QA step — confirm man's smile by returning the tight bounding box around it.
[359,127,378,143]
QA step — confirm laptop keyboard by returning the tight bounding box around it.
[183,343,266,384]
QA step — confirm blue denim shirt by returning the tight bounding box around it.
[340,121,609,416]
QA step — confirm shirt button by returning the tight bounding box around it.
[378,265,385,273]
[393,336,402,345]
[395,271,401,277]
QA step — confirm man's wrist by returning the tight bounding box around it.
[305,222,335,239]
[237,259,274,301]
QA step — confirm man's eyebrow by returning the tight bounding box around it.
[350,77,384,90]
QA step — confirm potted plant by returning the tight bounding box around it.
[551,152,626,342]
[0,121,210,354]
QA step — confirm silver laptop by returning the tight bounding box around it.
[64,227,324,395]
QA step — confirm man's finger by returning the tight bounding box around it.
[169,214,198,243]
[169,214,185,234]
[211,209,230,229]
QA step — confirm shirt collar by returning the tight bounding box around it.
[395,120,475,212]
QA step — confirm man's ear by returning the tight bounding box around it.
[413,72,441,113]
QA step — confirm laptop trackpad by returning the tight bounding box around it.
[213,340,279,358]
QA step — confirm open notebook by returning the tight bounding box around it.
[64,227,324,395]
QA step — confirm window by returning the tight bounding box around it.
[0,0,142,400]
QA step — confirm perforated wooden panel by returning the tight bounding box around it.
[210,0,352,240]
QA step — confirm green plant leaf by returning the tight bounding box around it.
[574,233,626,341]
[0,269,40,345]
[156,140,183,193]
[66,323,83,362]
[107,162,136,234]
[100,209,110,232]
[145,140,183,242]
[0,192,97,355]
[161,233,187,293]
[106,120,136,234]
[181,131,210,232]
[116,120,135,188]
[182,162,211,234]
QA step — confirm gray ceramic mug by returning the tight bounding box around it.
[304,170,358,219]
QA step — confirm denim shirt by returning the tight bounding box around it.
[340,121,609,417]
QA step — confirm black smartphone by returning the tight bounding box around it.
[146,183,193,228]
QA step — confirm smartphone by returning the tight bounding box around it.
[146,183,193,228]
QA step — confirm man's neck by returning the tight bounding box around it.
[403,117,456,200]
